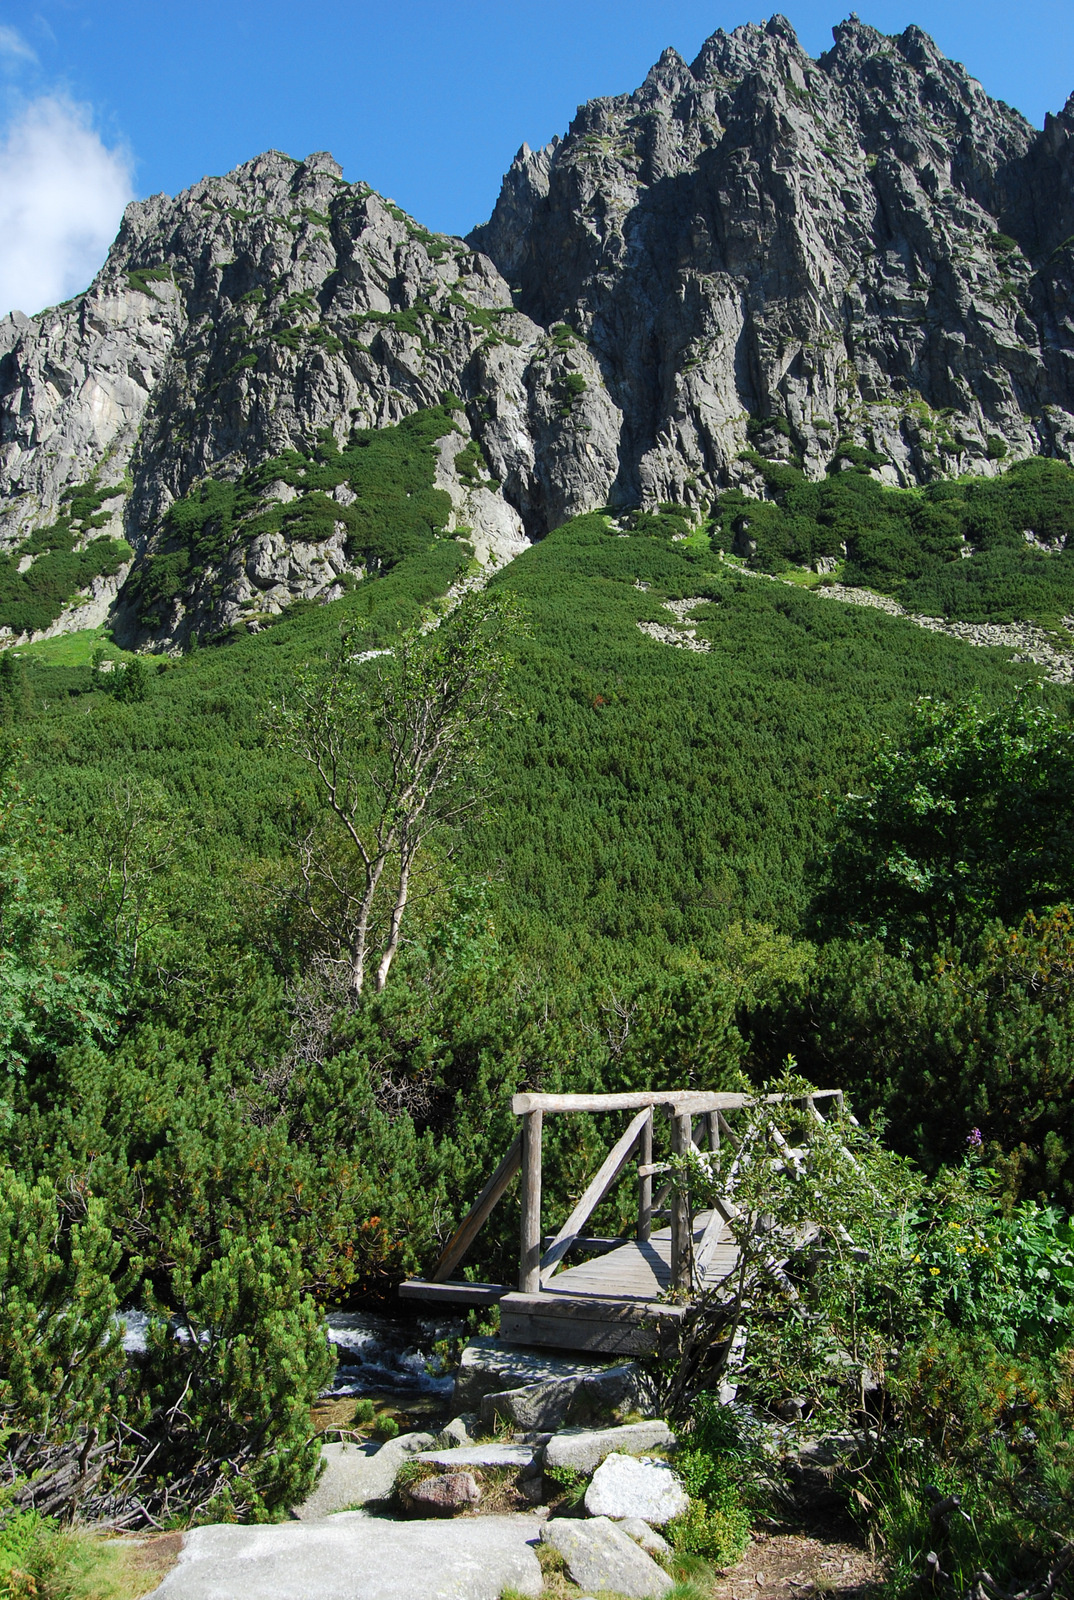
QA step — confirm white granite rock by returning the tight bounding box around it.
[585,1454,688,1525]
[146,1513,543,1599]
[540,1516,672,1599]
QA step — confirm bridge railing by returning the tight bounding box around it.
[422,1087,844,1301]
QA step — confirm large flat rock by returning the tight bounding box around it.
[293,1433,436,1520]
[544,1421,675,1476]
[416,1442,538,1471]
[541,1516,672,1599]
[146,1513,544,1600]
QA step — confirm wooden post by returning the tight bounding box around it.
[519,1110,543,1294]
[706,1111,719,1153]
[638,1108,653,1243]
[670,1111,692,1293]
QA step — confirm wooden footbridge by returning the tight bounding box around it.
[400,1087,847,1355]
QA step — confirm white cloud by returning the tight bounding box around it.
[0,96,134,317]
[0,26,36,63]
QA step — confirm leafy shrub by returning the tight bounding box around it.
[668,1397,752,1563]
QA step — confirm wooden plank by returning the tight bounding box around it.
[500,1291,687,1325]
[498,1309,661,1356]
[519,1109,543,1294]
[693,1200,733,1279]
[512,1089,844,1115]
[398,1280,509,1307]
[541,1107,651,1283]
[431,1133,522,1281]
[638,1109,653,1243]
[541,1235,622,1255]
[670,1112,692,1292]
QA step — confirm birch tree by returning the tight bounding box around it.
[274,589,522,999]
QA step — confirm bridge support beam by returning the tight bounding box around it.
[520,1109,543,1293]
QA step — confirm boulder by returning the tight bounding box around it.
[479,1362,642,1433]
[480,1378,578,1433]
[402,1471,482,1517]
[544,1421,675,1477]
[436,1414,478,1449]
[541,1517,672,1598]
[616,1518,671,1557]
[568,1364,643,1423]
[453,1337,630,1410]
[584,1455,688,1525]
[146,1513,543,1600]
[293,1433,436,1520]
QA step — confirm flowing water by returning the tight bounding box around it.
[118,1308,461,1404]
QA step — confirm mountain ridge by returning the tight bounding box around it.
[0,13,1071,651]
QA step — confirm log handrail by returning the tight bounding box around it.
[431,1132,522,1281]
[511,1088,843,1116]
[540,1107,653,1284]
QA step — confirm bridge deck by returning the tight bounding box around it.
[496,1210,740,1354]
[540,1211,738,1302]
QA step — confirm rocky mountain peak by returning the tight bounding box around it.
[0,17,1071,654]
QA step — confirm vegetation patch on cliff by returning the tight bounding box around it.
[127,407,457,628]
[0,480,131,635]
[715,456,1074,627]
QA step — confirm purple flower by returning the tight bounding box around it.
[967,1128,983,1149]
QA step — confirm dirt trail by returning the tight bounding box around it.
[714,1525,881,1600]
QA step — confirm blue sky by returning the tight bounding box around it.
[1,2,1071,315]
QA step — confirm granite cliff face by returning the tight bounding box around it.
[0,15,1071,649]
[471,14,1074,510]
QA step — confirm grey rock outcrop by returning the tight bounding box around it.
[471,16,1074,507]
[147,1513,544,1600]
[0,152,618,650]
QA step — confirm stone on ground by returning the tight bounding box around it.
[543,1420,675,1476]
[617,1518,671,1557]
[436,1414,478,1448]
[293,1432,435,1519]
[402,1470,481,1516]
[585,1454,688,1524]
[479,1362,641,1432]
[416,1441,539,1472]
[541,1516,672,1599]
[480,1376,578,1432]
[146,1513,543,1600]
